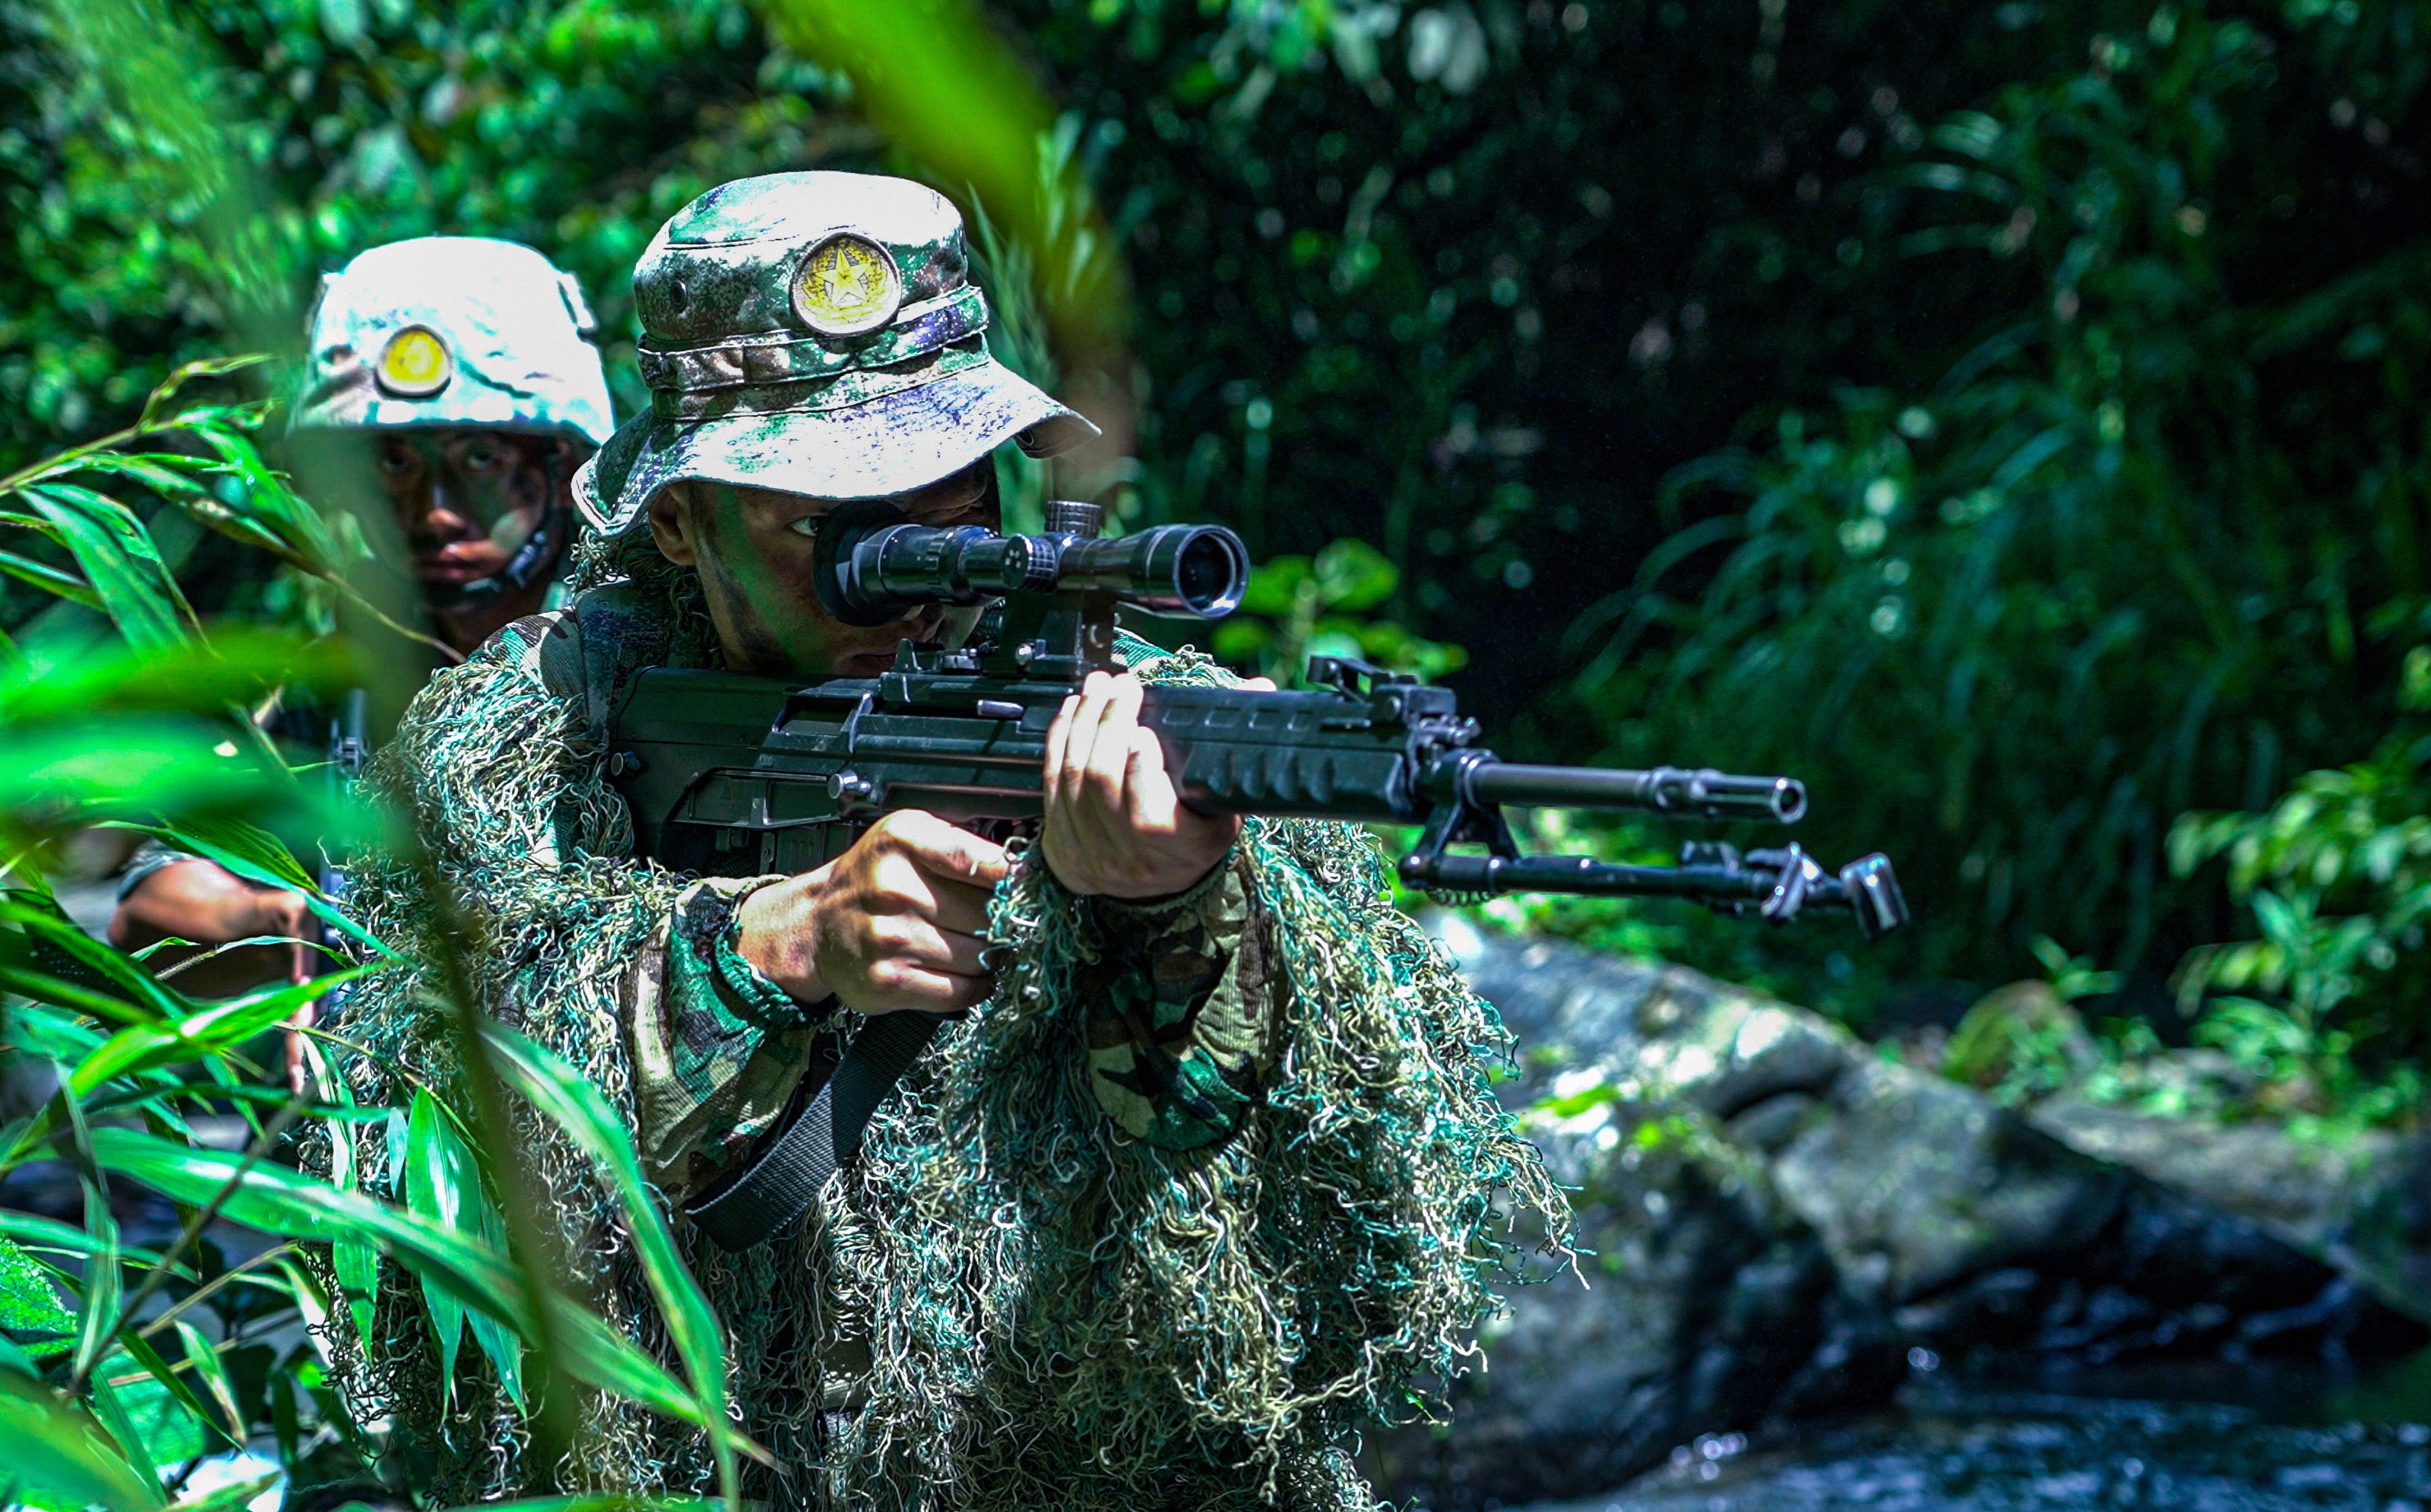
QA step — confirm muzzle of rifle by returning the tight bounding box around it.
[815,499,1249,625]
[1444,757,1809,824]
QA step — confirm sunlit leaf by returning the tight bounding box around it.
[0,1233,74,1351]
[0,1368,166,1510]
[405,1089,474,1402]
[87,1130,727,1434]
[15,483,196,651]
[486,1026,728,1472]
[135,354,272,432]
[170,1320,243,1440]
[0,547,102,609]
[0,1212,186,1278]
[71,963,375,1093]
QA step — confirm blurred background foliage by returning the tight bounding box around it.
[2,0,2427,1130]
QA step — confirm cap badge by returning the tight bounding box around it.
[376,325,454,398]
[793,233,903,337]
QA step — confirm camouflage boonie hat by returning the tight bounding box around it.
[293,237,614,446]
[575,171,1097,536]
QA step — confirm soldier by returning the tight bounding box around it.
[110,237,614,1019]
[333,173,1558,1509]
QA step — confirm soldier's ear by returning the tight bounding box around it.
[649,483,699,566]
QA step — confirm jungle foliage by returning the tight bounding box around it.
[0,367,755,1505]
[2,2,2427,1124]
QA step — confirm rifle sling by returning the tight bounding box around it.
[681,1010,942,1251]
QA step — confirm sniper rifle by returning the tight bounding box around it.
[607,499,1909,1249]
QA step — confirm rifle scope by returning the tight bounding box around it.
[813,497,1250,627]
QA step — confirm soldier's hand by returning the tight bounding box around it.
[1041,670,1272,900]
[734,809,1009,1016]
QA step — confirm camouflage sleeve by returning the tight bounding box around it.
[625,877,838,1197]
[1080,849,1281,1150]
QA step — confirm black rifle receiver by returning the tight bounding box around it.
[608,499,1908,938]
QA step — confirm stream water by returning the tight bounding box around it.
[1515,1352,2431,1512]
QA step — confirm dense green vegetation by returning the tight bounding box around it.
[0,0,2426,1500]
[5,3,2426,1115]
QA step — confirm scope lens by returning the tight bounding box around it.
[1174,532,1243,615]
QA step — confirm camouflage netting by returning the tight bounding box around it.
[317,529,1567,1509]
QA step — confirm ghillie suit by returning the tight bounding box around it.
[316,167,1568,1508]
[318,523,1566,1510]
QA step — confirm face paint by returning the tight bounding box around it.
[684,466,998,679]
[379,430,565,595]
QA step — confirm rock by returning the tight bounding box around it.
[1383,920,2428,1509]
[2329,1134,2431,1323]
[1374,1101,1842,1505]
[2026,1099,2428,1326]
[1771,1057,2125,1303]
[2027,1097,2388,1252]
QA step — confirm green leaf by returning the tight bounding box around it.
[0,1213,186,1278]
[0,895,189,1026]
[111,1328,233,1454]
[185,424,339,573]
[0,1368,166,1510]
[322,1068,381,1365]
[486,1027,730,1470]
[71,961,377,1093]
[150,815,315,895]
[1239,556,1311,617]
[126,817,392,958]
[135,354,271,433]
[170,1320,242,1440]
[404,1089,474,1402]
[71,1176,121,1388]
[15,483,196,651]
[0,1233,74,1346]
[0,548,102,610]
[86,1130,723,1434]
[0,1332,39,1377]
[1311,537,1397,612]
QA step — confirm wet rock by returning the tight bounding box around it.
[1384,921,2427,1509]
[1374,1099,1843,1505]
[2331,1134,2431,1323]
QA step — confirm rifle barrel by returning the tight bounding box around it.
[1464,761,1807,823]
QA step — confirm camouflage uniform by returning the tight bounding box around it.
[331,173,1559,1511]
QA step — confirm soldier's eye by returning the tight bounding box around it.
[787,516,823,538]
[460,440,503,470]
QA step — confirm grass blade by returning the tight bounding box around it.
[87,1129,731,1433]
[484,1025,740,1491]
[71,1175,121,1387]
[404,1088,473,1402]
[0,1368,166,1510]
[15,481,196,650]
[71,961,377,1092]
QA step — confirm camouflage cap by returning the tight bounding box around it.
[293,236,614,446]
[573,171,1097,537]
